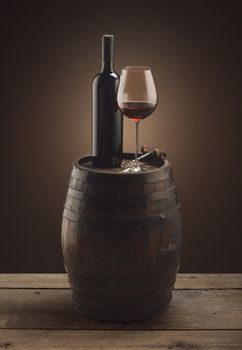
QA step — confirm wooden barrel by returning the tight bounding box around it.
[61,154,182,322]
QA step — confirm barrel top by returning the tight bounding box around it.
[73,153,170,175]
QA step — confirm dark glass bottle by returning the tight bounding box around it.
[91,35,123,168]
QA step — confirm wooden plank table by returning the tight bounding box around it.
[0,274,241,349]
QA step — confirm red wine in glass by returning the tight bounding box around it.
[120,101,156,122]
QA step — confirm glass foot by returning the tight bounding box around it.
[121,161,147,173]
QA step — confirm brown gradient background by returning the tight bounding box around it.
[1,1,242,272]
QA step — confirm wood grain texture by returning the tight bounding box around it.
[175,274,242,289]
[0,274,241,289]
[0,274,241,348]
[0,330,241,349]
[0,289,241,330]
[0,274,69,289]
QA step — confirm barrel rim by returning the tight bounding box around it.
[73,153,170,176]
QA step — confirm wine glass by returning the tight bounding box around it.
[117,66,158,172]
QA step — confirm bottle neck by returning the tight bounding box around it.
[101,36,114,72]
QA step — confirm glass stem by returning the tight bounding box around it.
[135,121,140,169]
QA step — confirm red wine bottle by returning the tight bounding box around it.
[92,35,123,168]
